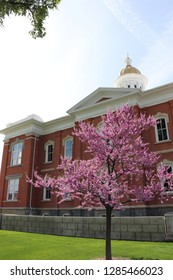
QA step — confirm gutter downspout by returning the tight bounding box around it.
[29,130,37,215]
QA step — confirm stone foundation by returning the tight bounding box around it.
[0,214,171,241]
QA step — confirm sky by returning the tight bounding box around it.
[0,0,173,162]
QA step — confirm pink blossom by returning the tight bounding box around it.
[27,105,170,209]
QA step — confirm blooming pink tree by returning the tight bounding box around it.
[28,105,173,260]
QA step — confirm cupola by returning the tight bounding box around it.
[113,55,147,90]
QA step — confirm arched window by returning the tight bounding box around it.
[10,140,23,166]
[155,113,169,142]
[43,187,51,200]
[161,160,173,192]
[63,137,73,159]
[45,141,54,163]
[7,175,20,201]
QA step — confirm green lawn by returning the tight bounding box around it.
[0,230,173,260]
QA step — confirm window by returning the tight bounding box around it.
[11,142,23,166]
[160,160,173,192]
[156,118,168,141]
[64,137,73,159]
[45,141,54,163]
[164,161,173,192]
[164,166,172,192]
[7,178,19,201]
[43,187,51,200]
[63,192,72,201]
[155,113,169,142]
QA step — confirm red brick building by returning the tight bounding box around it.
[0,56,173,216]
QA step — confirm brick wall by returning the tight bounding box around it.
[0,214,170,241]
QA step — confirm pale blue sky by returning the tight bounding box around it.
[0,0,173,160]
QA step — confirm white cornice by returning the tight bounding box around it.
[0,118,44,140]
[43,115,75,134]
[67,83,173,120]
[0,115,75,140]
[138,82,173,108]
[144,82,173,94]
[1,83,173,140]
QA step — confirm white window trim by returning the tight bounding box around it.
[154,113,169,143]
[44,140,54,163]
[159,160,173,194]
[43,187,51,200]
[10,140,24,166]
[63,136,73,159]
[7,177,20,201]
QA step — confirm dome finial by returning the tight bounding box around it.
[125,53,132,66]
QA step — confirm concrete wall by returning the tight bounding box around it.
[164,213,173,240]
[0,214,170,241]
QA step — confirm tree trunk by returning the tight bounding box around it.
[105,205,113,260]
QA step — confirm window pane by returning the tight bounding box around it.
[47,153,53,162]
[163,129,168,140]
[48,145,53,153]
[46,144,53,162]
[66,150,72,158]
[14,191,18,200]
[12,145,17,151]
[43,187,51,200]
[64,139,73,159]
[157,118,168,142]
[66,140,72,149]
[7,178,19,200]
[11,143,23,166]
[158,130,162,141]
[8,193,13,200]
[161,119,166,128]
[164,166,172,191]
[46,188,51,199]
[157,121,161,130]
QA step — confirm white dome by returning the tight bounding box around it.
[114,55,148,90]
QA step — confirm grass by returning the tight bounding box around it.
[0,230,173,260]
